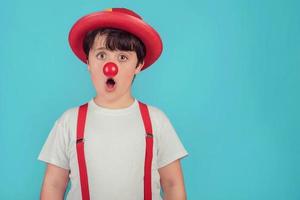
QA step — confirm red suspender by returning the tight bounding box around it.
[138,101,153,200]
[76,103,90,200]
[76,101,153,200]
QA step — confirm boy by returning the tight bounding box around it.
[38,8,188,200]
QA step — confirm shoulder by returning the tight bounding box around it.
[143,102,172,130]
[55,104,79,127]
[146,103,168,120]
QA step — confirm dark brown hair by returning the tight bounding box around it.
[83,28,146,66]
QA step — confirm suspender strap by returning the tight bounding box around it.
[76,103,90,200]
[76,101,153,200]
[138,101,153,200]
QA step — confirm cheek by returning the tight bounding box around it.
[120,67,136,81]
[90,67,105,85]
[89,61,105,76]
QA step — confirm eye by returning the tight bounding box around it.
[118,54,128,62]
[96,52,106,60]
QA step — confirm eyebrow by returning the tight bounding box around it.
[95,47,106,51]
[94,47,134,55]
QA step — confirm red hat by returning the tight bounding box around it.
[68,8,163,71]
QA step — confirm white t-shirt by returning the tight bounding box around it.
[38,98,188,200]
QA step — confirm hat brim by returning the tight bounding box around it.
[68,11,163,70]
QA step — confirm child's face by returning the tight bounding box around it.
[87,34,144,102]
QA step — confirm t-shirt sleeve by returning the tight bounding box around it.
[37,116,70,170]
[156,110,188,169]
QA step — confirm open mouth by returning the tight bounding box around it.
[106,78,116,90]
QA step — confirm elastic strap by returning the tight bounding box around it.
[76,101,154,200]
[138,101,153,200]
[76,103,90,200]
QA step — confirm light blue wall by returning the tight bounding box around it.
[1,0,299,199]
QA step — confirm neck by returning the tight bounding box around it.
[93,93,135,109]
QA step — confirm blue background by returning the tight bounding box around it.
[1,0,299,199]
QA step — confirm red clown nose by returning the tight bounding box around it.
[103,62,118,77]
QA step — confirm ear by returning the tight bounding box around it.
[87,60,91,72]
[134,61,144,75]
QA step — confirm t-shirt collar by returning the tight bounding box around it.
[88,98,138,115]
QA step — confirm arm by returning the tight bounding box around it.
[40,163,70,200]
[158,159,187,200]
